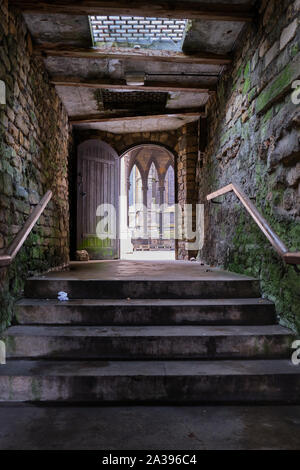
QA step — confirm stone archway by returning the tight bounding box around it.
[73,122,199,260]
[120,144,176,260]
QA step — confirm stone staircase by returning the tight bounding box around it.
[1,274,300,403]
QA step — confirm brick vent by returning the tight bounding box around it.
[101,90,168,110]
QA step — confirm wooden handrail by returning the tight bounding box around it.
[0,190,52,267]
[207,183,300,265]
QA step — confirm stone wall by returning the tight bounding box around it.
[73,125,198,260]
[0,2,71,331]
[74,128,179,158]
[176,121,199,260]
[199,0,300,332]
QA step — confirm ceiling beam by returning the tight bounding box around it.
[10,1,254,22]
[35,45,231,66]
[70,110,205,124]
[51,76,215,93]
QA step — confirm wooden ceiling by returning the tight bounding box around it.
[11,0,257,133]
[10,1,255,22]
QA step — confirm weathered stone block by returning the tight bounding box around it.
[256,54,300,114]
[242,111,250,123]
[265,41,279,68]
[15,115,29,136]
[283,188,296,210]
[29,191,40,205]
[0,173,13,196]
[286,162,300,186]
[8,121,18,140]
[76,250,90,261]
[259,38,269,58]
[16,185,28,199]
[280,19,298,50]
[268,128,300,169]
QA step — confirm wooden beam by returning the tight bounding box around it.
[51,76,215,93]
[70,110,203,124]
[35,45,231,66]
[10,1,254,22]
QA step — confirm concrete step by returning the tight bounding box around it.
[0,359,299,403]
[24,278,261,299]
[2,325,293,360]
[15,298,276,326]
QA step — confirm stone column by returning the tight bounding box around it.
[159,184,165,240]
[126,177,131,227]
[142,184,148,238]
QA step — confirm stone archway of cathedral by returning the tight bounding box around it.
[120,145,175,260]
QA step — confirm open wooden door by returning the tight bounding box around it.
[77,139,119,259]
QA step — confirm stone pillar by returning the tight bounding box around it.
[176,121,199,260]
[126,177,131,227]
[142,185,148,238]
[159,184,165,240]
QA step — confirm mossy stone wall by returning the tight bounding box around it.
[199,0,300,332]
[0,2,71,331]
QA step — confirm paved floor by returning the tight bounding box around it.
[122,251,175,261]
[39,260,254,281]
[0,404,299,450]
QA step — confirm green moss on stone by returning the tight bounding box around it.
[242,77,251,95]
[291,44,299,57]
[248,86,257,103]
[244,60,251,78]
[256,61,296,114]
[262,107,273,124]
[236,65,242,79]
[220,129,231,146]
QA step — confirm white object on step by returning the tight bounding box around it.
[57,291,69,301]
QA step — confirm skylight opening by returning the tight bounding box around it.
[89,15,187,49]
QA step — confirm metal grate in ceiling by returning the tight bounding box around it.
[101,90,168,110]
[89,15,187,45]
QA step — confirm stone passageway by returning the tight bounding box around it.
[0,0,299,452]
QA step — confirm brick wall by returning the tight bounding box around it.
[199,0,300,332]
[0,2,71,330]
